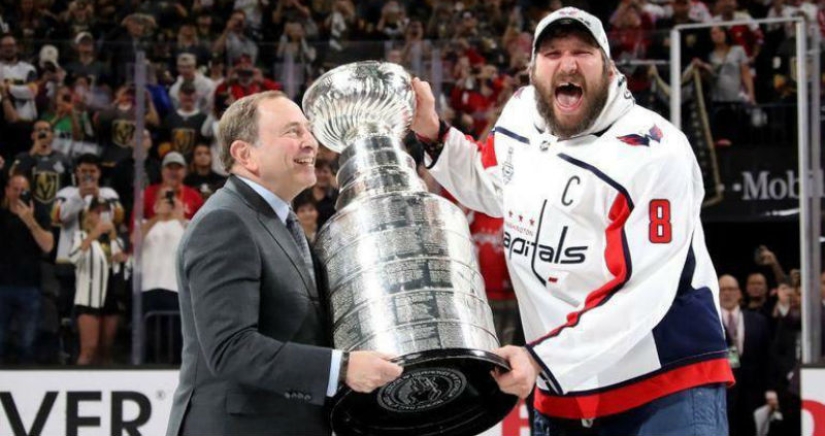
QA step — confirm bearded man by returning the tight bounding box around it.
[411,7,732,436]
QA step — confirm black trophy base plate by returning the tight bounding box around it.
[330,348,519,436]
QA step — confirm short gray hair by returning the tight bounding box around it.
[218,90,287,172]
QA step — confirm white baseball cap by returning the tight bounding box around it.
[38,44,60,69]
[162,151,186,167]
[532,7,610,59]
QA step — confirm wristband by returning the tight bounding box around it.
[415,119,451,169]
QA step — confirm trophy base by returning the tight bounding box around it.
[330,348,519,436]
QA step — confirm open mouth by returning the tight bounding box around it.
[294,157,315,166]
[555,82,584,111]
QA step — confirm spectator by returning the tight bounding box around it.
[275,20,317,99]
[63,31,110,88]
[184,143,226,201]
[69,197,127,365]
[194,13,217,45]
[68,73,111,115]
[426,1,456,39]
[609,0,655,95]
[400,19,432,77]
[8,119,73,226]
[207,54,226,85]
[58,0,97,38]
[755,245,789,296]
[215,54,280,102]
[324,0,363,63]
[139,184,186,364]
[770,280,800,376]
[0,72,20,128]
[172,23,212,68]
[169,53,216,114]
[762,279,802,436]
[454,10,482,39]
[374,0,408,40]
[0,34,39,123]
[52,153,123,314]
[766,0,801,37]
[475,0,510,35]
[111,129,161,222]
[693,26,756,147]
[6,0,56,47]
[746,272,773,317]
[41,85,96,159]
[311,159,338,228]
[268,0,319,41]
[106,13,157,86]
[753,389,798,436]
[159,81,209,158]
[713,0,764,64]
[94,83,160,172]
[34,45,68,117]
[212,9,259,66]
[293,189,319,245]
[650,0,713,69]
[0,174,54,364]
[141,152,203,222]
[719,274,772,436]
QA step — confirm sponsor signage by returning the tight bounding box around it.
[0,370,177,436]
[803,366,825,436]
[0,370,529,436]
[702,148,824,222]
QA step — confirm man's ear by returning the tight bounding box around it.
[230,140,257,173]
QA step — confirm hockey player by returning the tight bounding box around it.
[411,7,733,435]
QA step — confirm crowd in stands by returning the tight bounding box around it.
[0,0,823,433]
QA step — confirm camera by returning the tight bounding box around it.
[20,190,32,204]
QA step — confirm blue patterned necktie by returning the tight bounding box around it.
[286,211,316,289]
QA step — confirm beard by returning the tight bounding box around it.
[533,67,611,139]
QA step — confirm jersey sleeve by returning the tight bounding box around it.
[527,136,703,394]
[426,129,504,217]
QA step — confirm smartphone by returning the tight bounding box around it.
[20,190,32,204]
[165,190,175,205]
[753,247,764,264]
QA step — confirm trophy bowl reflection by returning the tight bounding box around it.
[303,61,517,436]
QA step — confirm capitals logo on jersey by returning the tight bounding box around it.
[617,124,663,147]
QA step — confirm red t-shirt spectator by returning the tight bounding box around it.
[143,183,204,221]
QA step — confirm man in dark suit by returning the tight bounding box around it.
[167,90,403,436]
[719,274,772,436]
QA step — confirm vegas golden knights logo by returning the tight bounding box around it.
[33,171,59,204]
[112,119,137,148]
[173,128,196,155]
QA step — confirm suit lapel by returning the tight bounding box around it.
[224,176,318,299]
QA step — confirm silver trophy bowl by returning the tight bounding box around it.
[303,61,517,436]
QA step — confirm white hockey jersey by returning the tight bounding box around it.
[427,72,733,419]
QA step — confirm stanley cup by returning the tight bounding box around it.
[303,62,517,436]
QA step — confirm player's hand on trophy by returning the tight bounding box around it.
[345,351,403,393]
[491,346,541,399]
[410,77,440,140]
